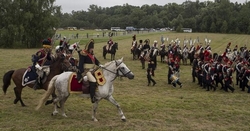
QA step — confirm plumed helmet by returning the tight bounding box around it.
[109,32,113,37]
[42,38,52,48]
[132,35,136,40]
[144,39,150,44]
[85,39,94,51]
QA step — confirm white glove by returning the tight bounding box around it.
[99,64,104,68]
[83,76,88,82]
[35,64,42,70]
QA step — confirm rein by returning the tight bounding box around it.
[101,60,131,82]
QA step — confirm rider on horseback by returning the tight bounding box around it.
[32,38,53,90]
[106,32,114,51]
[77,39,104,103]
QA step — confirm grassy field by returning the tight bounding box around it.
[0,31,250,131]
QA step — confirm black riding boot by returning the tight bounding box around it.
[77,72,82,83]
[33,78,41,90]
[89,82,97,103]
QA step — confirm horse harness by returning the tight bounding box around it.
[101,60,132,82]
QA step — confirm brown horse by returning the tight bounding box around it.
[2,53,72,106]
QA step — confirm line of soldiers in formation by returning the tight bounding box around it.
[130,35,250,92]
[191,43,250,93]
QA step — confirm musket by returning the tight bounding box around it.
[51,30,57,49]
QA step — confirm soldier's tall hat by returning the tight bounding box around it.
[132,34,136,40]
[42,38,52,48]
[109,32,113,38]
[85,39,95,51]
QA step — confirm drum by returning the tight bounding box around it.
[170,74,179,84]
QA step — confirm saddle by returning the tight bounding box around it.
[22,66,50,86]
[69,69,106,94]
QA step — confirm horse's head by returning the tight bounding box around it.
[114,57,134,79]
[114,42,118,50]
[53,52,73,72]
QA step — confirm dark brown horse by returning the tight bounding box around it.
[2,53,72,106]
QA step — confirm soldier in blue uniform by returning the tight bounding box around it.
[77,39,103,103]
[32,38,53,90]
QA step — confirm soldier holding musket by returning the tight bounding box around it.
[222,61,235,92]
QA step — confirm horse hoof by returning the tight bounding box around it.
[45,100,52,105]
[92,118,98,122]
[14,99,18,104]
[122,119,126,122]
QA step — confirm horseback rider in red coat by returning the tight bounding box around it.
[32,38,53,90]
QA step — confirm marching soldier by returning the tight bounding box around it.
[215,56,225,90]
[147,59,156,86]
[203,59,216,91]
[192,54,198,82]
[222,61,235,93]
[131,35,137,58]
[139,39,150,69]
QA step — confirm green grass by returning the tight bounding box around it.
[0,32,250,131]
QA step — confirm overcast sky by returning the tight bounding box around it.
[55,0,247,13]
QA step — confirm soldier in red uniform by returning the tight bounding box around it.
[32,38,53,90]
[106,33,114,51]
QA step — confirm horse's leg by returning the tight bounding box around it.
[111,54,114,61]
[14,87,26,106]
[105,95,126,122]
[60,97,68,117]
[92,101,99,122]
[52,97,59,116]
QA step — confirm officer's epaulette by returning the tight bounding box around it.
[80,50,88,56]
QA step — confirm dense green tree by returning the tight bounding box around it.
[2,0,250,48]
[0,0,60,48]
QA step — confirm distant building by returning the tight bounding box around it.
[181,28,192,33]
[111,27,121,31]
[126,26,135,31]
[67,27,77,31]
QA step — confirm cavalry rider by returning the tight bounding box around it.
[59,36,69,52]
[106,32,114,51]
[32,38,54,90]
[131,34,137,54]
[152,40,158,49]
[77,39,104,103]
[67,43,79,69]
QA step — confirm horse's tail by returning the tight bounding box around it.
[36,75,59,110]
[2,70,15,95]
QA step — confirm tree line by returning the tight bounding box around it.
[1,0,250,48]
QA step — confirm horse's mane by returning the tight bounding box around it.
[103,59,122,67]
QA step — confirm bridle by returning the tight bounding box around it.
[101,60,132,81]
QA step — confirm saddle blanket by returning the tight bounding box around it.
[22,67,37,86]
[69,73,89,94]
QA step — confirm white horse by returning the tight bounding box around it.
[36,57,134,122]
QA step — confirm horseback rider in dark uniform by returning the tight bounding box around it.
[32,38,53,90]
[77,39,103,103]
